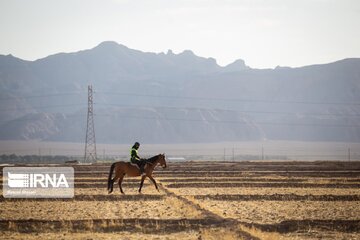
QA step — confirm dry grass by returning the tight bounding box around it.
[191,200,360,224]
[0,197,203,220]
[199,227,242,240]
[1,160,360,239]
[5,228,354,240]
[168,186,360,196]
[75,186,164,195]
[239,225,288,240]
[0,231,201,240]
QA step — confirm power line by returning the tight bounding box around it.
[1,90,359,129]
[97,91,360,106]
[2,100,359,117]
[1,104,359,128]
[0,103,87,112]
[3,111,358,128]
[0,92,86,101]
[0,114,87,123]
[2,90,360,106]
[94,114,360,128]
[95,103,360,118]
[2,101,359,118]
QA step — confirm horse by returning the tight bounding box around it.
[107,154,167,194]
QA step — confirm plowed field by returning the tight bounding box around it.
[1,160,360,239]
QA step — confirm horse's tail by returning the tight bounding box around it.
[107,162,116,191]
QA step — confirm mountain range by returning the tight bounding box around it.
[0,41,359,143]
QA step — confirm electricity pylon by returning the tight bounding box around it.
[84,85,97,163]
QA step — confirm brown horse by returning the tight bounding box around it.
[107,154,167,194]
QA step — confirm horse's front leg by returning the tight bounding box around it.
[148,176,159,192]
[138,175,146,193]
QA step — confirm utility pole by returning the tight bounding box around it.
[84,85,97,163]
[348,148,351,161]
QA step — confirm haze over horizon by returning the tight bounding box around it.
[1,0,360,68]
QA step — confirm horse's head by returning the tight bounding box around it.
[158,153,167,168]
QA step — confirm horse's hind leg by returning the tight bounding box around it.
[118,173,125,194]
[111,172,121,193]
[149,176,159,192]
[109,177,116,194]
[109,179,114,193]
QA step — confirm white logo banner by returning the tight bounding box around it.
[3,167,74,198]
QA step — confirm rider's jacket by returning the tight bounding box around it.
[130,148,140,163]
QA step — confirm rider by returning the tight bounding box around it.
[130,142,146,176]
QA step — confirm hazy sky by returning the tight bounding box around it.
[0,0,359,68]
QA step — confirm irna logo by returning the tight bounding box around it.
[3,167,74,198]
[8,172,69,188]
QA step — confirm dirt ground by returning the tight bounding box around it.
[1,160,360,239]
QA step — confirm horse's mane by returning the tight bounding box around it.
[147,154,161,164]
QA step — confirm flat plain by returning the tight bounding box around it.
[1,160,360,239]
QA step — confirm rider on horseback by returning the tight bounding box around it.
[130,142,146,176]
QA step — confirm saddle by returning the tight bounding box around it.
[129,162,140,169]
[130,160,148,167]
